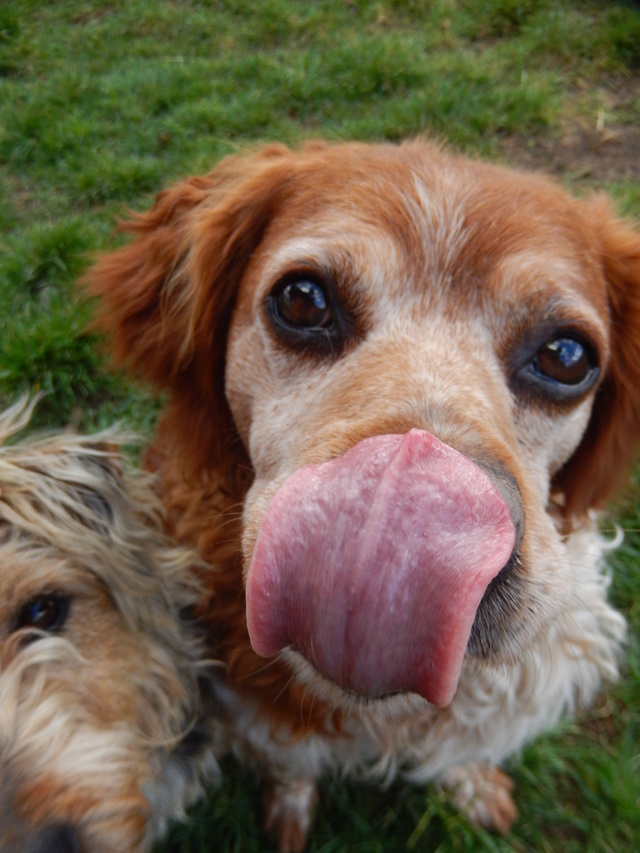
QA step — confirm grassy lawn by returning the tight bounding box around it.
[1,1,639,850]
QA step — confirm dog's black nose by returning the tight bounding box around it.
[29,824,80,853]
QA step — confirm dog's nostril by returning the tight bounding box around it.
[29,824,80,853]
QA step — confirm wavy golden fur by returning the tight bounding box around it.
[86,139,640,851]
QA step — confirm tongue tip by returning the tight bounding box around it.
[245,582,283,660]
[414,673,460,708]
[246,627,276,660]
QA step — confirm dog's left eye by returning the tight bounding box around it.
[533,337,594,385]
[517,333,599,400]
[16,594,70,635]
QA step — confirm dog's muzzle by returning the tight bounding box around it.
[246,429,522,707]
[27,823,80,853]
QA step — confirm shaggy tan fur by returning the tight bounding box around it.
[0,398,219,853]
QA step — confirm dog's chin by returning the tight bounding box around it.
[279,647,515,719]
[279,648,432,719]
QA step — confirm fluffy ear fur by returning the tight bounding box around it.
[555,196,640,516]
[83,144,303,476]
[0,397,127,537]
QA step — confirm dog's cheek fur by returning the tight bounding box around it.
[512,401,595,501]
[555,197,640,515]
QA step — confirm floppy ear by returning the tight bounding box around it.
[0,397,123,538]
[83,144,298,475]
[554,197,640,516]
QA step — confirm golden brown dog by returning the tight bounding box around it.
[0,398,218,853]
[86,139,640,851]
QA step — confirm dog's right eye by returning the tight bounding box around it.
[15,594,70,635]
[271,277,334,330]
[266,271,362,356]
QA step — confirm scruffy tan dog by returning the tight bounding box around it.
[0,398,218,853]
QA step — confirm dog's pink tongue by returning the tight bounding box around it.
[246,430,515,707]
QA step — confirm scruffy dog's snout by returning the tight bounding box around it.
[28,824,80,853]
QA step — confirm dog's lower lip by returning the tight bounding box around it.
[289,647,403,701]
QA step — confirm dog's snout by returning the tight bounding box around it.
[478,462,525,557]
[29,824,80,853]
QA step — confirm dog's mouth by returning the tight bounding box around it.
[246,430,520,708]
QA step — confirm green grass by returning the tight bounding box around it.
[1,0,639,850]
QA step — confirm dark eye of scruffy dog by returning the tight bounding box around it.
[15,594,70,635]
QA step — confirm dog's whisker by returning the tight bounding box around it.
[237,654,281,683]
[271,668,298,708]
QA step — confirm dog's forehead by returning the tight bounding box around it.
[239,145,608,331]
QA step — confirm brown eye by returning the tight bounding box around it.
[16,595,70,634]
[533,337,593,386]
[514,330,600,402]
[273,278,333,329]
[266,271,359,358]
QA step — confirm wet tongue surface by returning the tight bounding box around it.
[246,430,516,707]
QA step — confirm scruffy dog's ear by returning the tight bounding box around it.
[555,198,640,516]
[83,144,298,474]
[0,397,124,537]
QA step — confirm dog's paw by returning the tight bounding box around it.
[263,777,318,853]
[439,763,518,833]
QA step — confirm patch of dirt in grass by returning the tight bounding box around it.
[501,121,640,183]
[500,78,640,184]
